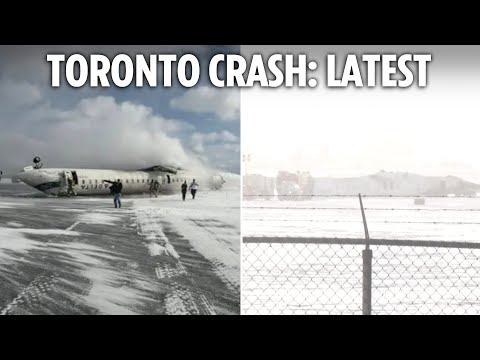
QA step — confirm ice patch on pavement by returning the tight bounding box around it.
[147,243,167,257]
[0,226,80,238]
[0,227,96,264]
[82,266,146,315]
[1,227,81,236]
[0,228,40,261]
[136,212,180,259]
[49,242,148,315]
[78,212,121,226]
[6,222,23,228]
[0,202,28,209]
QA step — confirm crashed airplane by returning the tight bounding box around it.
[16,157,225,196]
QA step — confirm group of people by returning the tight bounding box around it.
[182,179,199,201]
[103,178,199,208]
[149,180,160,197]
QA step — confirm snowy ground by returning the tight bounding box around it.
[0,179,240,315]
[242,197,480,315]
[243,197,480,241]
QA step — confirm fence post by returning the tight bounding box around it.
[362,248,372,315]
[359,194,372,315]
[358,194,370,243]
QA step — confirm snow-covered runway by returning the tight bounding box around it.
[0,180,240,315]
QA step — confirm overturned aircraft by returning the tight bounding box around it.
[16,157,225,196]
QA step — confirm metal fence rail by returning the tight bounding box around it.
[242,237,480,315]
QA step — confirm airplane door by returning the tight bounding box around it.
[63,171,73,185]
[72,171,79,185]
[61,170,73,195]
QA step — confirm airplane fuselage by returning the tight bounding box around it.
[17,167,224,196]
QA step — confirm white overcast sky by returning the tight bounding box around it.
[241,45,480,183]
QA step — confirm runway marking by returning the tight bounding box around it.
[66,221,81,231]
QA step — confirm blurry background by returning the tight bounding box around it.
[242,45,480,184]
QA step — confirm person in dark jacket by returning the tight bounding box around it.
[104,179,123,208]
[149,180,157,198]
[181,181,188,201]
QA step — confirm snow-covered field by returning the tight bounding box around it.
[243,197,480,241]
[242,197,480,315]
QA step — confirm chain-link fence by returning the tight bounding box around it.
[242,237,480,315]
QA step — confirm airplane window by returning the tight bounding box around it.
[126,180,129,183]
[137,179,140,183]
[142,179,145,183]
[82,180,85,185]
[95,179,98,184]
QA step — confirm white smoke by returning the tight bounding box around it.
[170,86,240,121]
[0,94,216,175]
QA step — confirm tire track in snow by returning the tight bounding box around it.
[155,263,188,279]
[1,274,57,315]
[1,220,80,315]
[188,219,240,296]
[164,284,200,315]
[211,259,240,295]
[136,211,180,259]
[135,208,216,315]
